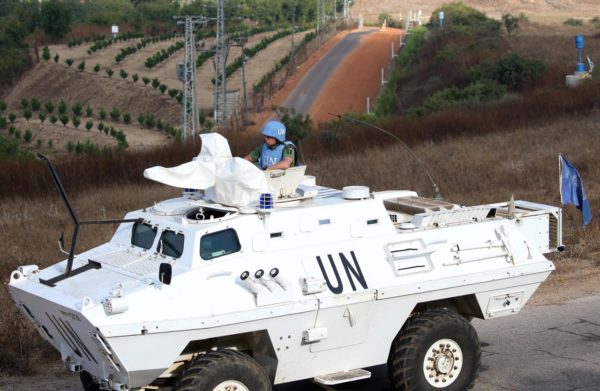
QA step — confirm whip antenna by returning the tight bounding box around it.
[329,113,443,200]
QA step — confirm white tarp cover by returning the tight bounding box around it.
[143,133,269,206]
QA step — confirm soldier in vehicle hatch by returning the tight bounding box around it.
[244,120,297,170]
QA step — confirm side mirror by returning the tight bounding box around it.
[159,263,172,285]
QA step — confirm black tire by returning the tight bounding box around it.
[80,371,101,391]
[174,349,271,391]
[387,308,481,391]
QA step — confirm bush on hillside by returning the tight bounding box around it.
[44,101,54,113]
[471,54,545,90]
[31,98,40,111]
[58,100,67,115]
[409,79,506,116]
[72,102,82,117]
[42,46,51,61]
[564,18,583,26]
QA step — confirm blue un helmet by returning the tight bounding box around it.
[261,120,286,142]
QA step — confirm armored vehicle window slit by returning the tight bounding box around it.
[200,229,241,260]
[131,222,157,250]
[157,230,185,259]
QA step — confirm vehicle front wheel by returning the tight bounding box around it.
[388,308,481,391]
[80,370,101,391]
[174,349,271,391]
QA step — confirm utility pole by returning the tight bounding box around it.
[213,0,228,125]
[174,16,205,141]
[231,37,248,121]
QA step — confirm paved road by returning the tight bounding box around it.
[275,294,600,391]
[284,30,375,114]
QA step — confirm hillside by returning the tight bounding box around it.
[351,0,600,21]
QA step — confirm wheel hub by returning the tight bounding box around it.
[423,338,463,388]
[212,380,249,391]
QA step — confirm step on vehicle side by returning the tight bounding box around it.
[8,134,562,391]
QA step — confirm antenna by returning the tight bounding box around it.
[329,114,443,200]
[36,154,142,286]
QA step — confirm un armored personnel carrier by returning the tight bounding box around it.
[8,134,562,391]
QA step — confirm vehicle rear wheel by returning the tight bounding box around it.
[80,370,101,391]
[387,308,480,391]
[174,349,271,391]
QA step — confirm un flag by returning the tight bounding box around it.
[560,155,592,226]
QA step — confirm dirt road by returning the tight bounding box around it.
[283,28,401,123]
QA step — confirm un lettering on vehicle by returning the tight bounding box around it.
[315,250,368,294]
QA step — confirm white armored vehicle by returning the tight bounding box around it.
[9,134,562,391]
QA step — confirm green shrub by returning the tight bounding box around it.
[66,58,74,67]
[85,120,93,131]
[564,18,583,26]
[20,98,29,110]
[132,73,139,82]
[72,101,82,116]
[38,112,46,123]
[14,129,21,139]
[0,101,6,112]
[99,108,107,120]
[36,139,42,147]
[501,14,520,36]
[110,107,120,121]
[8,126,15,135]
[72,116,81,128]
[86,105,93,117]
[58,99,67,115]
[59,114,69,126]
[77,61,85,71]
[471,54,545,90]
[97,122,104,131]
[48,139,53,148]
[49,115,58,124]
[0,117,5,129]
[44,101,54,113]
[93,63,101,73]
[106,69,114,78]
[42,46,51,61]
[144,113,155,128]
[23,110,32,122]
[142,76,150,85]
[410,79,506,116]
[123,112,131,124]
[0,134,22,160]
[8,112,16,123]
[23,129,32,142]
[53,54,60,63]
[31,98,41,111]
[119,69,128,79]
[137,113,145,125]
[151,78,160,89]
[159,84,167,94]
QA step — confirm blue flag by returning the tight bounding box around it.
[560,155,592,226]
